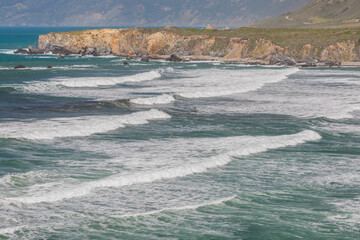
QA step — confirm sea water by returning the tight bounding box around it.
[0,27,359,239]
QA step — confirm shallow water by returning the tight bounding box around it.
[0,27,359,239]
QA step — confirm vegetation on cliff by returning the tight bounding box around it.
[139,27,360,49]
[252,0,360,28]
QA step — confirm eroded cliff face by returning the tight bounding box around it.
[35,28,360,65]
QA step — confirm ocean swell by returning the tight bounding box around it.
[7,130,321,203]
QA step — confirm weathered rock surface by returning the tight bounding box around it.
[34,28,360,66]
[167,54,183,62]
[14,65,26,69]
[14,49,30,54]
[140,56,150,62]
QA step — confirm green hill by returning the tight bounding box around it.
[251,0,360,28]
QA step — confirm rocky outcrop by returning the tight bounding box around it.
[14,65,26,69]
[32,28,360,66]
[167,54,183,62]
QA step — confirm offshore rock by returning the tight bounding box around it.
[168,54,182,62]
[141,56,150,62]
[14,65,26,69]
[269,54,296,66]
[324,61,341,67]
[14,49,30,54]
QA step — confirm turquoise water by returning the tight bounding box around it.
[0,27,359,239]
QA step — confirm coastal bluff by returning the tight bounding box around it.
[33,27,360,66]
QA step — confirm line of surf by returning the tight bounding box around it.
[0,109,170,140]
[129,67,299,105]
[8,130,321,203]
[15,69,163,93]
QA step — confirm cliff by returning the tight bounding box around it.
[33,27,360,66]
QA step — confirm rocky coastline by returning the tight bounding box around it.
[15,28,360,67]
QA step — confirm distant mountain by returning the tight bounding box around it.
[0,0,311,27]
[252,0,360,28]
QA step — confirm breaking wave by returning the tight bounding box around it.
[0,109,171,140]
[7,130,321,203]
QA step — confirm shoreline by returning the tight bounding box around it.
[8,49,360,68]
[10,52,360,68]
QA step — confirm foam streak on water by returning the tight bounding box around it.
[0,109,170,140]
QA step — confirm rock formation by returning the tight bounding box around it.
[14,65,26,69]
[30,28,360,66]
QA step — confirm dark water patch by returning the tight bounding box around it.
[0,86,16,94]
[48,99,132,113]
[96,111,308,142]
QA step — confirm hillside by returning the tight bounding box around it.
[0,0,311,27]
[252,0,360,28]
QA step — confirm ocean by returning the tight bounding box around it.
[0,27,359,239]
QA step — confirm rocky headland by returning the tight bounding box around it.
[18,27,360,67]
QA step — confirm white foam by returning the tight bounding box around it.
[130,94,175,105]
[0,109,170,140]
[18,70,162,92]
[177,67,299,99]
[32,56,56,59]
[60,69,160,87]
[328,198,360,230]
[0,226,23,235]
[113,195,236,218]
[9,130,321,203]
[0,49,16,54]
[318,122,360,135]
[0,171,51,187]
[198,68,360,119]
[0,67,11,70]
[123,67,298,105]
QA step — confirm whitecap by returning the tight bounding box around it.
[130,94,175,105]
[0,109,171,140]
[0,49,16,54]
[0,226,23,235]
[17,69,162,92]
[127,67,299,105]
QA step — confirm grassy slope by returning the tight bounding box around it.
[140,27,360,48]
[251,0,360,28]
